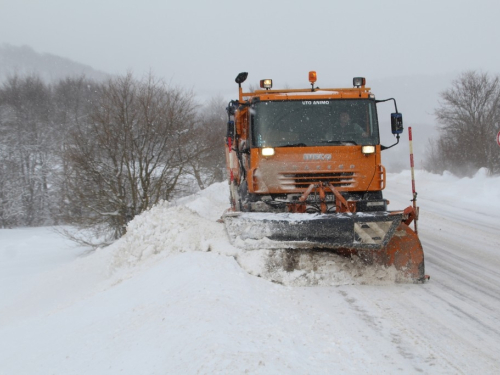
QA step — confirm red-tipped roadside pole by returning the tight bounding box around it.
[408,127,418,234]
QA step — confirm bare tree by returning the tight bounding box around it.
[0,139,24,227]
[0,72,224,233]
[51,76,99,223]
[185,95,227,190]
[62,73,197,241]
[429,71,500,176]
[0,74,56,226]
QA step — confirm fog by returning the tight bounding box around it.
[1,0,499,97]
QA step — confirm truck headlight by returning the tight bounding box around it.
[262,147,275,156]
[362,146,375,154]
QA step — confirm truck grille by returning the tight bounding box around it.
[279,172,356,189]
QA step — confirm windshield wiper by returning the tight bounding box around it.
[319,140,357,145]
[278,143,308,147]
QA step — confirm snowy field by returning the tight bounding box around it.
[1,169,500,374]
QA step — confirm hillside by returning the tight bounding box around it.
[0,44,109,83]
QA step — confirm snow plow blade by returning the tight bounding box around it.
[223,211,425,282]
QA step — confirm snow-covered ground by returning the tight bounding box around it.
[1,169,500,374]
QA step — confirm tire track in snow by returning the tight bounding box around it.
[423,243,500,303]
[423,277,500,337]
[336,287,466,374]
[423,240,500,280]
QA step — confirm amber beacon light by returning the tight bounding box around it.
[309,71,317,83]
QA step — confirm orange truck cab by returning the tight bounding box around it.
[225,72,403,214]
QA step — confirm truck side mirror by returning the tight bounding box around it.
[391,113,404,135]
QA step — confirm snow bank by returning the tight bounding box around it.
[2,170,500,374]
[104,182,400,286]
[389,168,500,211]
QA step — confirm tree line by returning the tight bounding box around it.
[0,73,226,241]
[3,70,498,240]
[425,71,500,176]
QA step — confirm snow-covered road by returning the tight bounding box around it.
[1,170,499,374]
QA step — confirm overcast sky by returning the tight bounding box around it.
[1,0,499,100]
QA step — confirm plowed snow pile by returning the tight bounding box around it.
[107,182,400,286]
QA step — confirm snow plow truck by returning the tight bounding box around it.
[223,72,426,282]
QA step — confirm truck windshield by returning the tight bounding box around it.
[251,99,379,147]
